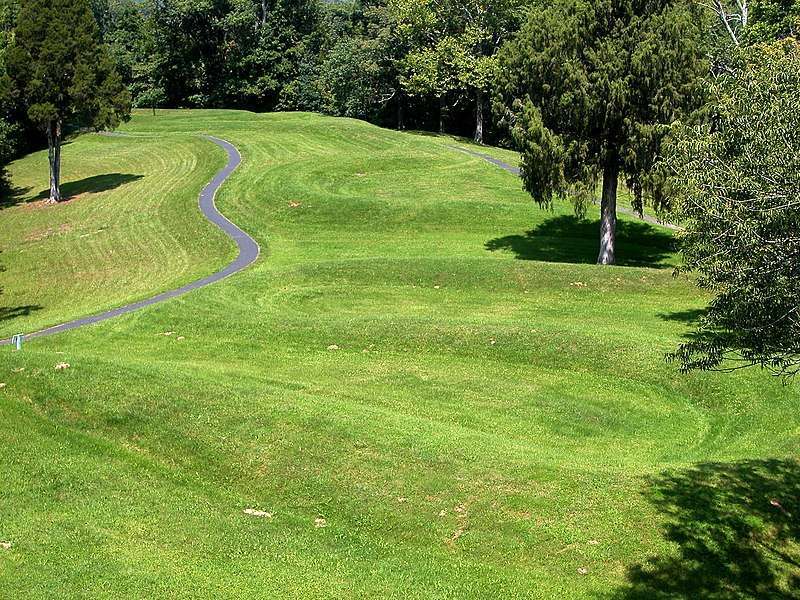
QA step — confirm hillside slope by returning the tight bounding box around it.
[0,110,797,598]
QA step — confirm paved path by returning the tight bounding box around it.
[0,135,259,346]
[451,146,682,231]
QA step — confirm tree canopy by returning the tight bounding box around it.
[394,0,520,141]
[494,0,708,264]
[666,39,800,376]
[7,0,130,201]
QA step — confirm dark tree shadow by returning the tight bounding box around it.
[0,304,42,322]
[658,308,708,325]
[1,173,143,209]
[607,459,800,599]
[33,173,144,201]
[0,183,32,209]
[485,216,675,268]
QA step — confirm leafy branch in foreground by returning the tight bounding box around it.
[666,39,800,376]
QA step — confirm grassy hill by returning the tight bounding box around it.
[0,110,797,598]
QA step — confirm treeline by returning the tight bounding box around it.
[0,0,530,187]
[1,0,798,164]
[1,0,800,373]
[86,0,800,138]
[85,0,526,144]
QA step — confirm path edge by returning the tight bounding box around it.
[0,134,259,346]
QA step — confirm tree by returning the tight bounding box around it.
[744,0,800,43]
[0,69,18,191]
[6,0,130,203]
[0,0,19,180]
[319,36,392,120]
[450,25,499,144]
[278,0,411,126]
[144,0,320,111]
[708,1,800,46]
[665,39,800,376]
[0,112,17,192]
[399,33,458,133]
[392,0,455,133]
[393,0,519,142]
[708,0,750,46]
[494,0,708,264]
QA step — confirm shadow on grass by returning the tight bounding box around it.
[657,308,708,325]
[1,173,143,209]
[608,459,800,599]
[485,215,674,268]
[0,182,32,210]
[0,304,42,322]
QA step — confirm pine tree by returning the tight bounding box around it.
[7,0,130,202]
[495,0,708,264]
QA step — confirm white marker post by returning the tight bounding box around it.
[11,334,23,351]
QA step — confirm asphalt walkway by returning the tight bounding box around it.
[0,135,258,346]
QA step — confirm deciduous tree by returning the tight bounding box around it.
[393,0,519,142]
[666,39,800,375]
[708,0,800,46]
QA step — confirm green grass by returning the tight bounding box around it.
[0,109,798,598]
[0,132,231,336]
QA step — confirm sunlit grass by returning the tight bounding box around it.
[0,110,797,598]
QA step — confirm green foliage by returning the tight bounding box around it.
[666,39,800,376]
[392,0,521,138]
[277,44,327,112]
[0,0,17,52]
[0,1,17,187]
[0,0,519,137]
[6,0,130,133]
[0,114,17,189]
[279,0,410,125]
[745,0,800,44]
[319,36,389,119]
[395,0,516,92]
[144,0,321,110]
[495,0,708,218]
[705,0,800,72]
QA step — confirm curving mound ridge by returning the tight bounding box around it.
[0,110,797,598]
[0,136,258,345]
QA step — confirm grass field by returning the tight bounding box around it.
[0,109,798,598]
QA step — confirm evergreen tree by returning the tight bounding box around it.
[6,0,130,202]
[495,0,708,264]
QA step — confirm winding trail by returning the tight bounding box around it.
[0,135,259,346]
[3,136,678,346]
[452,146,682,231]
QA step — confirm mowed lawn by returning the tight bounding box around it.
[0,110,798,598]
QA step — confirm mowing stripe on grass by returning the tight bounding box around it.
[450,145,682,231]
[0,135,258,346]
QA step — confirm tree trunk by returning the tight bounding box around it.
[46,120,62,203]
[397,92,405,130]
[597,156,618,265]
[438,95,445,134]
[474,89,484,144]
